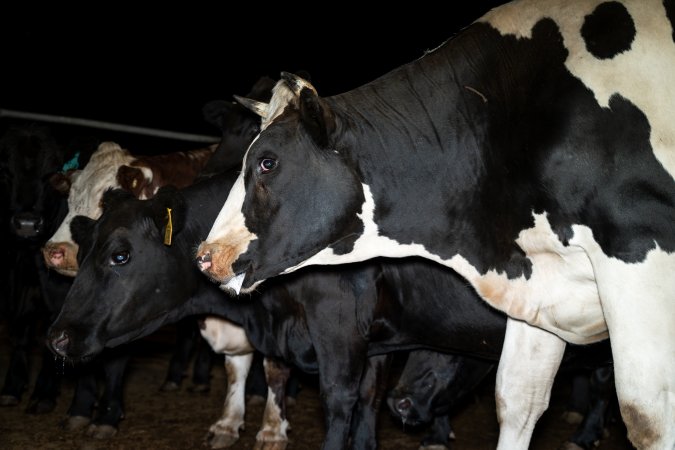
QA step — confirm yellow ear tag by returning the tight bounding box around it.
[163,208,173,246]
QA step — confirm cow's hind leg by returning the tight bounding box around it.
[206,353,253,449]
[254,357,290,450]
[495,318,565,450]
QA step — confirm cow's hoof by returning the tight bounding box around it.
[419,445,450,450]
[0,394,20,406]
[558,442,584,450]
[206,431,239,448]
[159,380,181,392]
[560,410,584,425]
[253,440,288,450]
[63,415,91,431]
[86,423,118,439]
[26,397,56,414]
[188,383,210,393]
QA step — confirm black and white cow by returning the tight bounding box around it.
[195,1,675,449]
[45,169,622,449]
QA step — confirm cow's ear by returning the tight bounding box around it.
[281,72,335,148]
[150,186,186,245]
[202,100,235,129]
[101,188,134,212]
[49,170,78,196]
[70,215,96,258]
[246,76,276,102]
[117,165,148,197]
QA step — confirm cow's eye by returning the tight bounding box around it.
[110,251,130,266]
[259,158,277,174]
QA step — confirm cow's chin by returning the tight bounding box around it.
[219,272,262,296]
[53,267,78,277]
[59,340,104,364]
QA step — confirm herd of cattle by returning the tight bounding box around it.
[2,1,674,449]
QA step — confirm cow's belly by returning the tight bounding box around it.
[200,317,254,355]
[468,213,608,345]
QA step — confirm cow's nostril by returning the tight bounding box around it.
[396,398,412,413]
[50,331,70,357]
[196,251,212,271]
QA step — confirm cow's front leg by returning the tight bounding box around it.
[253,357,290,450]
[350,354,392,450]
[206,353,253,449]
[495,318,565,450]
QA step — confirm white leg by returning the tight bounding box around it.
[255,358,290,449]
[206,353,254,448]
[496,317,566,450]
[588,248,675,449]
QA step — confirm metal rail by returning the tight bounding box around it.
[0,108,220,143]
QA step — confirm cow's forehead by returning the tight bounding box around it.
[482,0,675,177]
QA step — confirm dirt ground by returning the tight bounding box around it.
[0,323,635,450]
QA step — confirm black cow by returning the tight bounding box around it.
[195,2,675,448]
[388,346,616,450]
[0,125,73,412]
[46,165,622,449]
[388,350,494,449]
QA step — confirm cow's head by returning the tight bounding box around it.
[47,186,194,360]
[0,126,65,241]
[198,76,276,177]
[196,73,365,294]
[42,142,134,276]
[387,350,494,426]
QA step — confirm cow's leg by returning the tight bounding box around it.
[64,364,97,431]
[563,366,614,450]
[495,318,565,450]
[313,338,368,450]
[246,351,269,406]
[588,250,675,450]
[190,331,214,393]
[25,344,62,414]
[350,354,392,450]
[561,370,590,425]
[0,315,34,406]
[254,357,290,450]
[86,349,130,439]
[206,353,253,449]
[27,256,69,414]
[419,415,454,450]
[161,317,197,392]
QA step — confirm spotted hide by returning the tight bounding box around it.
[196,1,675,449]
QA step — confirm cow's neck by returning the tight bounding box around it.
[327,26,531,277]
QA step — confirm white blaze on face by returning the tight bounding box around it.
[481,0,675,177]
[48,142,134,245]
[205,171,257,246]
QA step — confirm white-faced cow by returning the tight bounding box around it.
[195,1,675,449]
[43,141,215,276]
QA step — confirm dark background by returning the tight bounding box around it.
[1,3,508,152]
